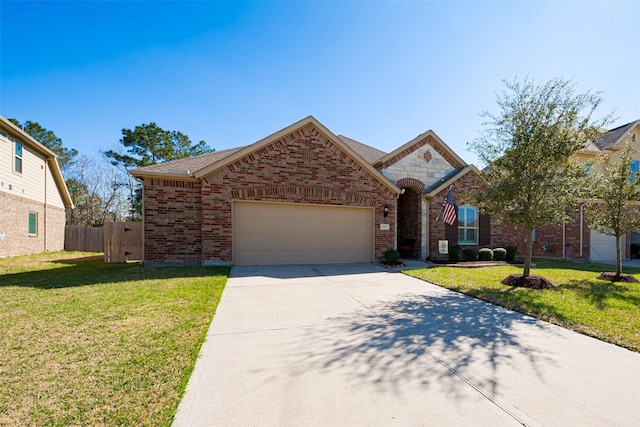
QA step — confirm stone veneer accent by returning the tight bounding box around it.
[0,191,66,257]
[382,139,458,189]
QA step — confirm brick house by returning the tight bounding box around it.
[0,116,74,257]
[501,120,640,262]
[130,116,500,266]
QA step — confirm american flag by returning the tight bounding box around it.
[441,190,457,226]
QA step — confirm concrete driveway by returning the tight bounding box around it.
[173,263,640,426]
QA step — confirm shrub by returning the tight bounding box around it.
[384,249,400,263]
[505,245,518,262]
[448,244,461,262]
[493,248,507,261]
[478,248,494,261]
[462,248,478,262]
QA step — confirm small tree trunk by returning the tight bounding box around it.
[616,234,622,278]
[523,228,534,278]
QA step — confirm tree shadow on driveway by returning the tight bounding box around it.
[295,288,561,402]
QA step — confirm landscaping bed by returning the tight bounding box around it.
[429,260,526,268]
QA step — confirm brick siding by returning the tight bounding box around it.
[142,124,396,264]
[428,172,503,260]
[142,180,203,264]
[0,191,65,256]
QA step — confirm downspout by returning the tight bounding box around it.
[562,223,566,259]
[44,160,48,252]
[139,177,145,263]
[579,203,584,258]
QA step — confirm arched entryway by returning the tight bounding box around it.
[397,187,421,258]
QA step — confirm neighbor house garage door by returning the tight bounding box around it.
[233,201,374,265]
[590,229,625,262]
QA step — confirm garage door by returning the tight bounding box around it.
[233,201,374,265]
[590,229,625,261]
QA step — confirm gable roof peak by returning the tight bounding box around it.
[375,129,467,170]
[130,115,401,195]
[595,119,640,150]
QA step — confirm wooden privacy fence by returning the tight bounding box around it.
[104,222,143,263]
[65,225,103,252]
[64,223,143,263]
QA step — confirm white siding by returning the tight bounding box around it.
[45,162,65,209]
[0,132,52,204]
[0,131,13,192]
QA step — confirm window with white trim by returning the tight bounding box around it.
[458,206,478,245]
[28,212,37,236]
[14,140,23,174]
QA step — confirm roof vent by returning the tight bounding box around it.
[168,169,191,175]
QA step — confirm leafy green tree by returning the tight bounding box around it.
[104,123,213,219]
[104,122,212,168]
[469,76,612,281]
[9,118,78,172]
[585,144,640,278]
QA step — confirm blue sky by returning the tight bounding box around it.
[1,1,638,167]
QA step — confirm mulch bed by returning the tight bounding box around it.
[379,261,406,268]
[597,272,639,283]
[430,260,525,269]
[501,274,559,289]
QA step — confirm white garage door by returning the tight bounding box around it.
[590,229,625,262]
[233,201,374,265]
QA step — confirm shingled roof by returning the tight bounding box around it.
[128,146,247,177]
[595,120,640,150]
[130,130,389,178]
[337,135,387,164]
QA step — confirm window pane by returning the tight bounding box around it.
[468,209,478,224]
[15,157,22,173]
[467,229,477,244]
[15,141,22,157]
[459,207,469,225]
[29,212,37,235]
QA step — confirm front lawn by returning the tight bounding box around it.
[0,251,229,426]
[405,259,640,352]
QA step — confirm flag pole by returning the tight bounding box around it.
[436,184,454,222]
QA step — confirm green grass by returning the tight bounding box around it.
[0,251,229,426]
[405,259,640,352]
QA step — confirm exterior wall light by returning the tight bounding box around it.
[383,204,389,217]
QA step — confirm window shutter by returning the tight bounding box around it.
[446,206,459,243]
[479,214,491,246]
